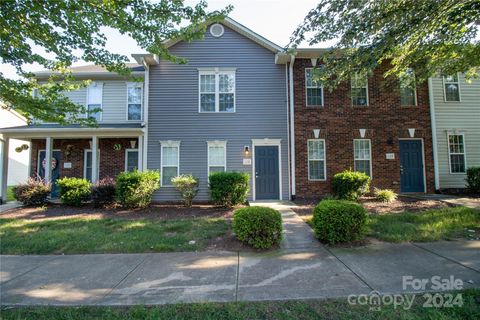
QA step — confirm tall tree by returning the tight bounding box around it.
[290,0,480,88]
[0,0,230,124]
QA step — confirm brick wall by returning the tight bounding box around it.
[293,59,435,200]
[30,138,138,180]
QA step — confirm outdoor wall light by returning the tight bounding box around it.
[243,146,250,157]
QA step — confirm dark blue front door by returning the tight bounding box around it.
[39,150,61,197]
[255,146,279,200]
[399,140,424,192]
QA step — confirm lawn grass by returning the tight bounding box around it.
[2,289,479,320]
[0,216,229,254]
[367,206,480,242]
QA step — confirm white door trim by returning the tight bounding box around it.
[251,139,282,201]
[398,138,427,193]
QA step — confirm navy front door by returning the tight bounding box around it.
[39,150,61,197]
[399,140,424,192]
[255,146,279,200]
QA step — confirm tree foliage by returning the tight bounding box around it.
[0,0,230,124]
[290,0,480,88]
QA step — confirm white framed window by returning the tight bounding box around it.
[354,139,372,177]
[305,68,323,106]
[127,82,143,121]
[307,139,326,181]
[160,141,180,186]
[447,134,466,174]
[443,74,461,102]
[87,82,103,121]
[399,69,417,106]
[207,141,227,176]
[199,69,235,113]
[84,149,100,182]
[351,73,368,106]
[125,149,139,172]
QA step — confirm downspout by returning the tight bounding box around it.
[428,77,440,190]
[289,55,296,199]
[142,60,149,171]
[285,64,291,200]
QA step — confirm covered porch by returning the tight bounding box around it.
[0,124,145,201]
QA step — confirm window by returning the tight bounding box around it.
[443,74,460,101]
[127,83,142,120]
[399,69,417,106]
[87,82,103,121]
[84,150,100,181]
[354,139,372,176]
[308,139,326,180]
[448,134,466,173]
[160,141,180,186]
[351,73,368,106]
[208,141,226,176]
[199,70,235,112]
[305,68,323,106]
[125,149,139,172]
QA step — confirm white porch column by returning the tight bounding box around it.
[1,137,9,203]
[91,136,99,183]
[44,137,53,183]
[138,135,144,171]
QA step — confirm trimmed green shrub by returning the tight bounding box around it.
[172,174,199,207]
[12,177,51,206]
[312,200,367,244]
[57,177,91,206]
[91,177,116,207]
[116,170,160,208]
[332,170,371,201]
[233,206,283,249]
[209,172,250,207]
[374,188,398,203]
[466,167,480,193]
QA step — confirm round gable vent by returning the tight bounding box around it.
[210,23,224,38]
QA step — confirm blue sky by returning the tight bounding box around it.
[0,0,323,79]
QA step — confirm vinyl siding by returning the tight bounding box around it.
[147,24,288,201]
[432,74,480,188]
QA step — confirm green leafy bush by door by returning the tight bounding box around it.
[57,177,91,206]
[116,170,160,208]
[466,167,480,194]
[209,172,250,207]
[233,206,283,249]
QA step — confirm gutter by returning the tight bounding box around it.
[289,55,296,199]
[142,59,150,171]
[428,77,440,190]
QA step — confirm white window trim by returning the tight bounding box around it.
[83,149,100,180]
[160,140,180,187]
[198,68,236,113]
[305,68,324,107]
[351,73,369,106]
[207,140,227,176]
[251,138,282,201]
[353,139,373,178]
[447,133,467,175]
[307,139,327,181]
[86,82,104,121]
[126,82,143,121]
[125,148,139,172]
[443,73,462,102]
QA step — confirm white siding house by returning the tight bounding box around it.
[429,74,480,189]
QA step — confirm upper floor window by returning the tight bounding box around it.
[399,69,417,106]
[127,83,142,121]
[87,82,103,121]
[351,73,368,106]
[207,141,227,176]
[199,69,235,113]
[354,139,372,177]
[448,134,466,173]
[160,141,180,186]
[305,68,323,106]
[308,139,326,181]
[443,74,461,102]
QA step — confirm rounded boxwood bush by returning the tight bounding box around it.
[116,170,160,208]
[332,170,371,201]
[233,206,283,249]
[209,171,250,208]
[56,177,91,207]
[312,200,367,244]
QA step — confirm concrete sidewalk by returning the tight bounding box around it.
[1,202,480,306]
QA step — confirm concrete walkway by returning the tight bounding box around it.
[0,201,22,213]
[1,201,480,306]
